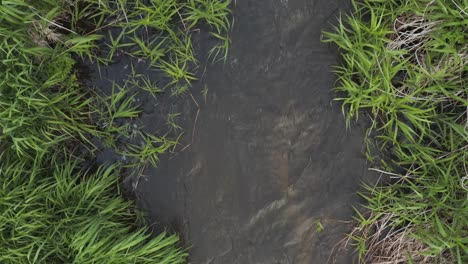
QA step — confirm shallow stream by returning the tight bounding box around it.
[122,0,373,263]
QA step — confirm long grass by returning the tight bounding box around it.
[1,0,232,262]
[0,153,187,263]
[1,0,232,163]
[323,0,467,263]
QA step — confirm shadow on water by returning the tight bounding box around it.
[116,0,375,263]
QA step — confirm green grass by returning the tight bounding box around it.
[1,0,232,262]
[323,0,467,263]
[0,154,187,263]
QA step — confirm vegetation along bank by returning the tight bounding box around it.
[0,0,231,262]
[323,0,467,263]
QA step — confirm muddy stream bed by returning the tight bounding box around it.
[93,0,375,263]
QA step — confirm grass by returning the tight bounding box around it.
[1,0,232,262]
[323,0,467,263]
[0,154,187,263]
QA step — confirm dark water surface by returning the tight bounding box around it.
[134,0,373,263]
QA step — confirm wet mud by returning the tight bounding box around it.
[131,0,375,263]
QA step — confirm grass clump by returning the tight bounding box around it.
[0,155,186,263]
[323,0,467,263]
[1,0,232,262]
[0,0,232,162]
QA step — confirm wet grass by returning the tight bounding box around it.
[1,0,231,262]
[323,0,467,263]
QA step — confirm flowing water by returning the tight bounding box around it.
[124,0,374,263]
